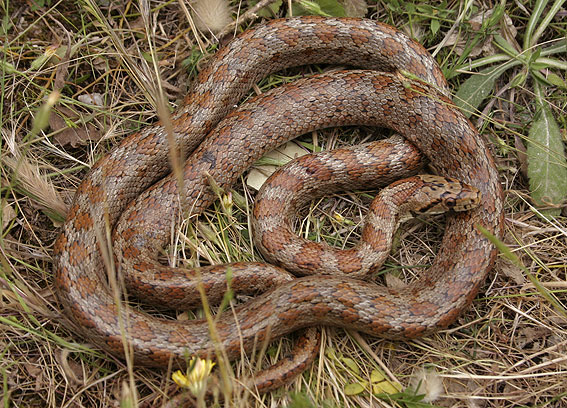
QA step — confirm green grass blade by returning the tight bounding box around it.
[531,0,567,46]
[478,225,567,317]
[523,0,548,49]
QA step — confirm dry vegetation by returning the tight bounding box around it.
[1,0,566,407]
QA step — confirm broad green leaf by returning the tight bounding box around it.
[370,370,402,394]
[370,369,386,383]
[324,347,337,359]
[344,382,366,395]
[430,18,440,35]
[547,72,567,89]
[531,70,561,88]
[372,380,402,395]
[454,62,513,117]
[341,357,360,375]
[527,94,567,216]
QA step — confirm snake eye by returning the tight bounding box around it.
[444,197,456,208]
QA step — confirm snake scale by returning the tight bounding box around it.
[53,17,503,392]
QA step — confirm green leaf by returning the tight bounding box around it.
[546,72,567,90]
[509,71,527,88]
[291,0,345,17]
[370,370,403,394]
[523,0,547,49]
[1,12,13,35]
[530,0,567,47]
[531,70,562,88]
[540,39,567,57]
[493,34,519,57]
[0,59,17,74]
[141,51,154,63]
[30,91,60,139]
[430,18,440,35]
[370,369,386,383]
[531,61,551,71]
[454,63,511,117]
[527,87,567,216]
[530,47,542,63]
[344,382,366,395]
[30,47,56,71]
[287,392,317,408]
[415,4,432,14]
[340,357,360,375]
[372,380,402,395]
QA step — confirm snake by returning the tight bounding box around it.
[53,17,503,393]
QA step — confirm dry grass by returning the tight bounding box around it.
[1,1,567,407]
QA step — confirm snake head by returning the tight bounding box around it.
[412,174,482,215]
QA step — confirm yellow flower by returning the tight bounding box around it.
[172,357,216,395]
[333,212,355,226]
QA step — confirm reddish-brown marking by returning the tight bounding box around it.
[68,241,88,266]
[336,250,364,274]
[362,224,389,252]
[76,275,98,297]
[261,229,294,253]
[293,242,324,272]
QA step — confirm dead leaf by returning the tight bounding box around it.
[92,56,109,71]
[246,141,308,190]
[57,349,85,385]
[2,201,16,229]
[78,93,104,106]
[384,273,406,290]
[498,258,525,285]
[50,106,103,147]
[499,13,520,52]
[443,9,518,57]
[23,361,44,391]
[342,0,367,17]
[516,327,551,349]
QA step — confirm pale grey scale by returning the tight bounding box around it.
[253,214,287,233]
[318,252,342,273]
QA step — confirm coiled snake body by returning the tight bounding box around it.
[53,17,503,392]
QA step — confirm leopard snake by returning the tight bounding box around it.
[53,16,503,393]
